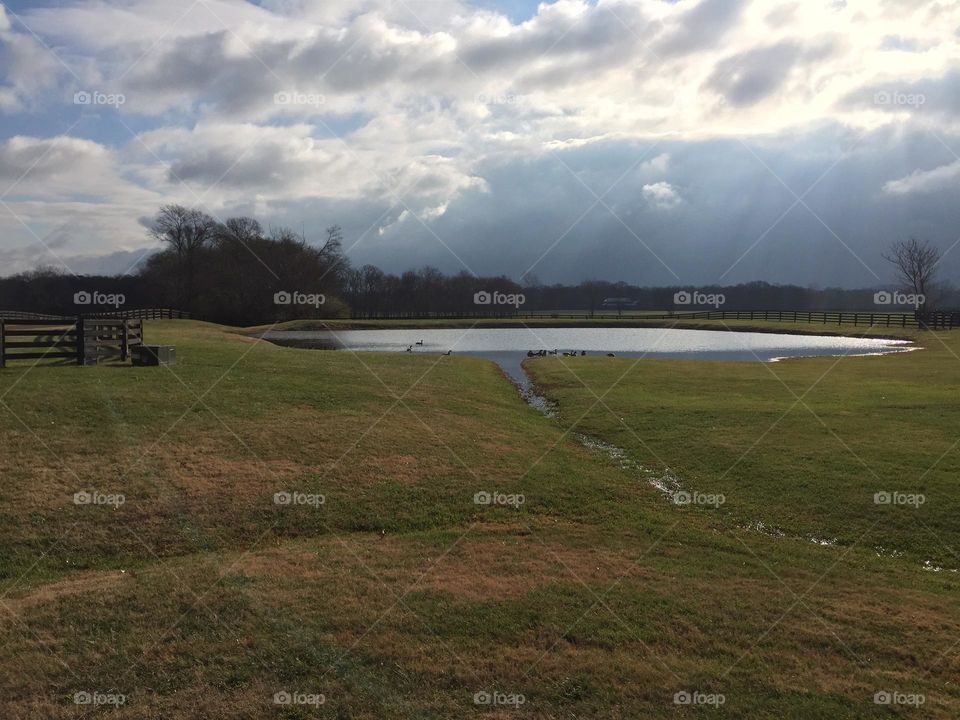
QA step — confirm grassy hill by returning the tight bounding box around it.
[0,320,955,718]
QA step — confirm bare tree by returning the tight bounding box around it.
[149,205,217,255]
[882,237,941,311]
[217,217,264,247]
[148,205,217,310]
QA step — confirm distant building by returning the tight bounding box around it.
[601,297,637,309]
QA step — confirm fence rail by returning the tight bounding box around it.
[351,309,959,329]
[0,310,71,321]
[1,308,189,321]
[0,318,144,367]
[81,308,190,320]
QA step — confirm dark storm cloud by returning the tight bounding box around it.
[336,124,960,288]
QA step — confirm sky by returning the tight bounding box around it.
[0,0,958,288]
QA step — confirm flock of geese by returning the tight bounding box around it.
[406,340,453,355]
[526,349,616,357]
[403,341,614,358]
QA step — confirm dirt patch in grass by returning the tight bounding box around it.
[2,569,133,616]
[232,533,644,604]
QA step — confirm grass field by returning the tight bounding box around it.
[0,320,957,718]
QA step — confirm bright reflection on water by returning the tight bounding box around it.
[262,327,912,387]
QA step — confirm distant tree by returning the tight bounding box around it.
[217,217,264,247]
[148,205,217,310]
[883,237,941,311]
[149,204,217,256]
[323,225,343,255]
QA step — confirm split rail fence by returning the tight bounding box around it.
[0,317,144,367]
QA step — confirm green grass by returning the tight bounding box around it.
[525,322,957,563]
[0,320,957,718]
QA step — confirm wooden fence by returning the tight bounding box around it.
[0,310,71,321]
[0,318,144,367]
[81,308,190,320]
[0,308,189,321]
[353,309,960,329]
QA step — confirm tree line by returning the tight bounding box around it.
[0,207,953,323]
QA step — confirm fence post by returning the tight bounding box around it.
[84,320,99,365]
[0,319,5,368]
[121,320,129,361]
[76,317,84,365]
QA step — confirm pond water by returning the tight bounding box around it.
[261,327,912,389]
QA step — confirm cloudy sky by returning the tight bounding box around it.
[0,0,958,287]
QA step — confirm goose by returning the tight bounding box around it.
[527,350,536,357]
[406,345,413,352]
[606,352,616,357]
[444,350,453,356]
[581,350,586,356]
[415,340,424,346]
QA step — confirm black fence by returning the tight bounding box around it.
[0,318,144,367]
[347,309,959,329]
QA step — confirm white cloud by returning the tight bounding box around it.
[642,181,681,209]
[640,153,671,174]
[1,0,959,279]
[883,160,960,195]
[0,136,119,198]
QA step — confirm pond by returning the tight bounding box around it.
[261,327,913,389]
